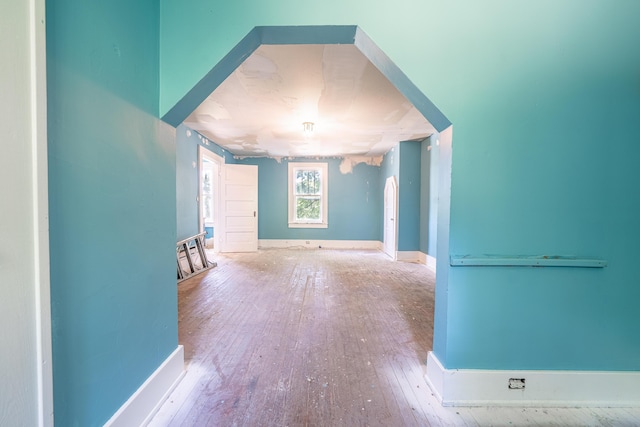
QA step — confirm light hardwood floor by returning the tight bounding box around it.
[149,249,640,426]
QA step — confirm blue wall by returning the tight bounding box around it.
[380,146,400,181]
[418,135,439,257]
[398,141,421,251]
[47,1,177,425]
[419,139,430,254]
[381,142,428,253]
[237,157,382,241]
[176,141,417,245]
[161,2,640,372]
[426,137,439,257]
[176,125,235,241]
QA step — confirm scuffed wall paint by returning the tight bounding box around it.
[234,154,384,173]
[339,156,383,174]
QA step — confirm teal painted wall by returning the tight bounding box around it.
[176,126,199,241]
[398,141,421,251]
[418,135,439,257]
[161,2,640,372]
[237,157,381,241]
[380,146,399,180]
[381,142,426,253]
[47,1,178,425]
[419,140,430,255]
[176,125,235,241]
[426,137,439,257]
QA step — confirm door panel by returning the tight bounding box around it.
[221,164,258,252]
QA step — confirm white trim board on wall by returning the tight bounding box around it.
[396,251,422,263]
[396,252,436,272]
[426,352,640,408]
[31,0,53,423]
[417,253,437,272]
[105,346,185,427]
[259,240,382,250]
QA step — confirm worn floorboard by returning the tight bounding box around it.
[149,249,640,427]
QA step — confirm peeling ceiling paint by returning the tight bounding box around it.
[183,44,435,158]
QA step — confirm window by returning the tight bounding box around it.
[288,162,328,228]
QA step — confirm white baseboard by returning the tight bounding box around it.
[396,251,421,263]
[256,242,436,271]
[426,254,436,272]
[416,252,437,272]
[259,239,382,250]
[425,351,640,407]
[105,346,185,427]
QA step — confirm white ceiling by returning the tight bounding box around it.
[183,44,435,158]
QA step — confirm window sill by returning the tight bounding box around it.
[288,222,328,229]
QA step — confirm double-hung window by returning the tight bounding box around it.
[288,162,328,228]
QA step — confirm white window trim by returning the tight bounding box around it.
[288,162,328,229]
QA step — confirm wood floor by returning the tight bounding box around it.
[149,249,640,427]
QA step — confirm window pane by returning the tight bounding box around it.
[288,162,327,228]
[295,169,320,195]
[296,196,320,220]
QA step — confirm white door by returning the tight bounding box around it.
[383,176,398,259]
[220,164,258,252]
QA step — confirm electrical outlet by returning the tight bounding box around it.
[508,378,525,390]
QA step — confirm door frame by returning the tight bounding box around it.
[198,146,224,253]
[383,176,399,260]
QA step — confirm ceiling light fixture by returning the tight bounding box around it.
[302,121,314,136]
